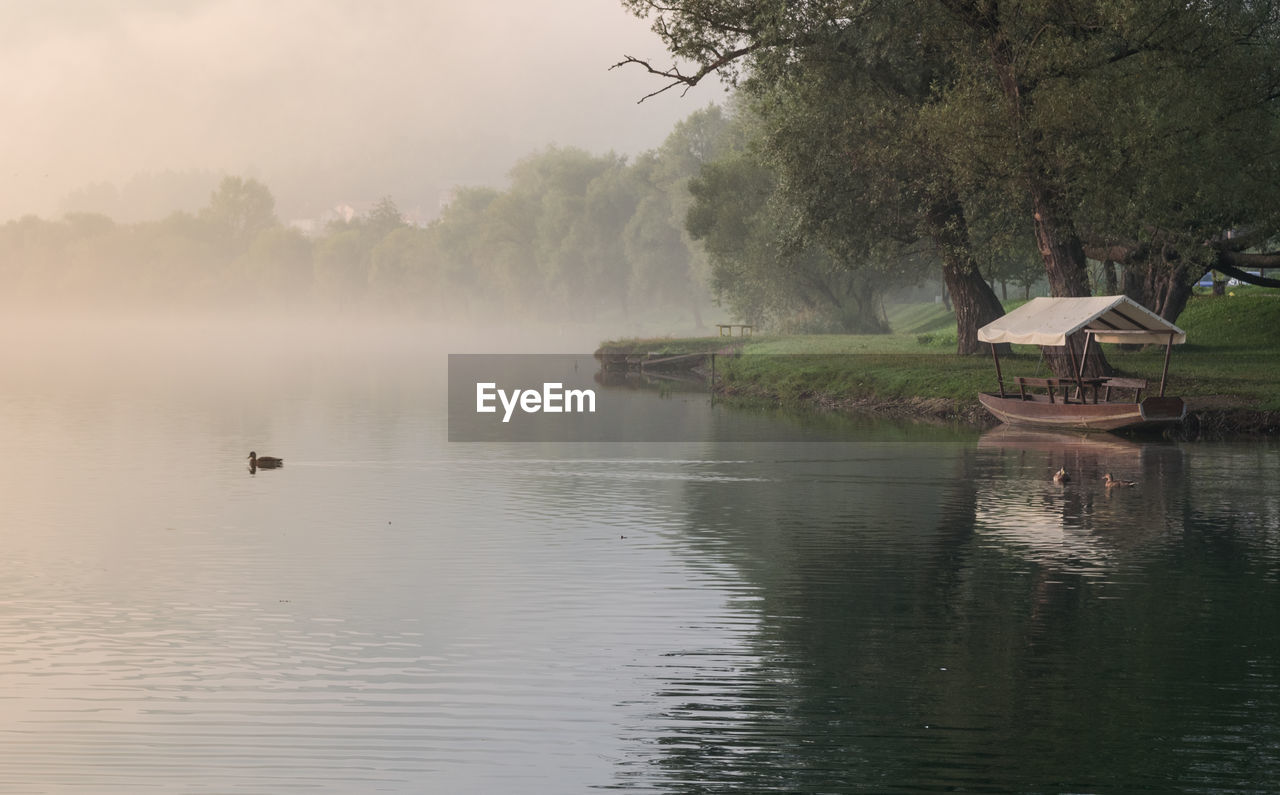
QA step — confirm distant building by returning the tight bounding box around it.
[286,199,437,236]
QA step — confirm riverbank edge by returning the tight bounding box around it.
[594,346,1280,439]
[717,383,1280,439]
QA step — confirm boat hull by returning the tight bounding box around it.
[978,392,1185,432]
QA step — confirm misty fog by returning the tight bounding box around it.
[0,2,727,355]
[1,1,694,225]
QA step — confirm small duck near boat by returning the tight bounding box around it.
[1103,473,1136,488]
[1053,467,1070,484]
[248,451,284,469]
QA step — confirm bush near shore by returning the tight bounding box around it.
[596,294,1280,434]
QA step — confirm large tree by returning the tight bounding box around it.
[625,105,735,328]
[1068,4,1280,320]
[199,176,278,254]
[688,147,894,332]
[617,0,1011,352]
[740,37,1008,351]
[618,0,1280,362]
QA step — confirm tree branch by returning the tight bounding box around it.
[1214,261,1280,288]
[1083,239,1143,264]
[1218,249,1280,278]
[612,42,766,101]
[1209,227,1279,253]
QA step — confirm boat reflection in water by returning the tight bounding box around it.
[972,426,1187,575]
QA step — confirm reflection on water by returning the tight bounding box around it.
[628,433,1280,793]
[973,427,1187,574]
[1,333,1278,792]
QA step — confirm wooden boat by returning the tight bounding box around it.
[977,391,1186,431]
[976,296,1187,432]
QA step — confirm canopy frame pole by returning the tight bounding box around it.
[1159,330,1174,397]
[1078,331,1093,380]
[1066,335,1086,403]
[1080,331,1099,405]
[990,343,1005,398]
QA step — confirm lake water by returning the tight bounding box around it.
[2,326,1278,793]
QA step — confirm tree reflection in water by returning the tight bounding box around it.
[616,431,1280,792]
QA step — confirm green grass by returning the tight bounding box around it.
[1175,293,1280,350]
[886,302,957,335]
[743,334,953,354]
[1143,294,1280,408]
[597,293,1280,412]
[718,352,998,403]
[595,335,739,357]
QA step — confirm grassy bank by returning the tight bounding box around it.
[597,294,1280,431]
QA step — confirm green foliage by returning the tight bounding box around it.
[685,110,895,334]
[367,226,437,311]
[364,196,407,237]
[199,176,277,254]
[623,0,1280,328]
[238,226,312,303]
[312,227,368,305]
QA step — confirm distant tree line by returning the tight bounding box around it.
[0,101,1028,335]
[0,110,738,326]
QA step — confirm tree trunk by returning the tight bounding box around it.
[1122,253,1195,322]
[1044,329,1114,380]
[925,195,1008,355]
[1030,186,1092,298]
[1103,260,1118,294]
[943,260,1008,355]
[834,274,891,333]
[1028,193,1112,376]
[979,11,1103,375]
[969,7,1093,302]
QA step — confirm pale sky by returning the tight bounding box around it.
[0,0,705,222]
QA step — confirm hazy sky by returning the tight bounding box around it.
[0,0,707,222]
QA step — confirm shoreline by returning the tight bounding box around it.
[715,382,1280,439]
[597,345,1280,440]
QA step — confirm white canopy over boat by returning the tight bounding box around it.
[977,295,1186,347]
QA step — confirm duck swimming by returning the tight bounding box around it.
[248,451,283,469]
[1052,467,1070,484]
[1103,473,1136,487]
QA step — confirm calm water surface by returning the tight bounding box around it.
[1,332,1278,793]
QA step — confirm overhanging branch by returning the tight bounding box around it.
[1216,252,1280,287]
[612,42,766,101]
